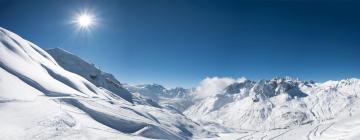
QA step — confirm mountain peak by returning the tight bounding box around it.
[46,47,133,102]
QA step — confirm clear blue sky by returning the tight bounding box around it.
[1,0,360,88]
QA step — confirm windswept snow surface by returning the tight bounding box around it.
[0,27,214,140]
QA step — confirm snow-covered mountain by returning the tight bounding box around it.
[0,27,215,140]
[185,77,360,132]
[46,48,133,103]
[125,84,194,112]
[193,78,360,140]
[119,77,360,139]
[126,84,190,99]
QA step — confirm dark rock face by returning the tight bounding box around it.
[225,80,255,95]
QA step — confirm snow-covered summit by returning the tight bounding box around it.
[125,84,194,112]
[250,78,309,101]
[46,47,133,103]
[126,84,190,100]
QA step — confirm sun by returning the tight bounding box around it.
[78,14,92,27]
[77,14,93,28]
[72,9,98,32]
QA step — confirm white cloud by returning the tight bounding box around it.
[195,77,246,98]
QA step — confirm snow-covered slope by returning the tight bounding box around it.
[46,48,133,103]
[0,27,215,140]
[184,77,360,132]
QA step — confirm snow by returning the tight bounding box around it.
[0,27,214,140]
[46,48,133,103]
[2,26,360,140]
[186,77,360,139]
[124,76,360,139]
[197,115,360,140]
[125,84,195,112]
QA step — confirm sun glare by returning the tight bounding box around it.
[77,14,93,27]
[78,15,91,27]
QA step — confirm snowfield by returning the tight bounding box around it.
[1,26,360,140]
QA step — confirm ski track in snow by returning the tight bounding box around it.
[268,128,293,140]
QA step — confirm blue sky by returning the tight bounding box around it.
[1,0,360,88]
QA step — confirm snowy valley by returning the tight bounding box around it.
[1,27,360,140]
